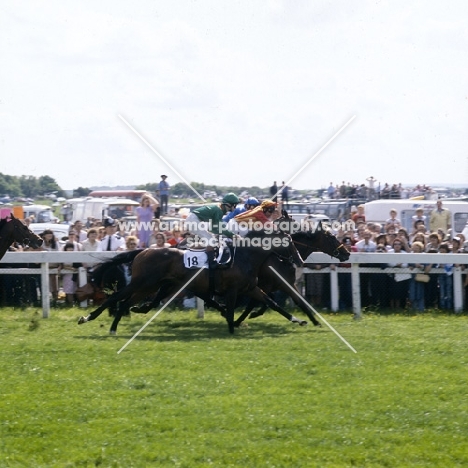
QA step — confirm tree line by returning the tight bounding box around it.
[0,173,63,198]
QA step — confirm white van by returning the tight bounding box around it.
[67,197,139,223]
[21,204,59,223]
[364,199,468,234]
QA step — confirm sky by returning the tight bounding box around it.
[1,0,468,194]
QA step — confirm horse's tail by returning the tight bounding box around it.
[91,249,143,286]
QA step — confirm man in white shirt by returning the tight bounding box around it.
[100,218,125,251]
[355,230,376,252]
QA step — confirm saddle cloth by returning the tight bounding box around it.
[183,250,208,269]
[183,246,232,269]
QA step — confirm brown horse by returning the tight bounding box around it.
[234,226,350,327]
[0,214,43,260]
[79,230,304,334]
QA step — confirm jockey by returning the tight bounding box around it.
[222,196,260,222]
[233,199,278,235]
[184,192,240,266]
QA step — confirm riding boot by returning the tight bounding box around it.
[206,249,217,269]
[206,248,217,298]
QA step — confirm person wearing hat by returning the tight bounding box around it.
[100,218,125,251]
[157,175,170,215]
[222,196,260,223]
[234,199,278,227]
[185,193,240,267]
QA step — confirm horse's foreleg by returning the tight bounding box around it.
[234,298,258,327]
[224,294,237,334]
[291,295,321,327]
[249,288,307,326]
[78,283,135,325]
[248,303,268,319]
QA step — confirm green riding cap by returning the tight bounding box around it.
[221,193,240,205]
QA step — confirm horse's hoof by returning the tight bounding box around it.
[314,322,322,327]
[109,330,117,335]
[300,321,308,326]
[78,316,88,325]
[248,311,264,319]
[130,306,151,314]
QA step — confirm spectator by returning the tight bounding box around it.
[352,205,366,224]
[366,176,376,200]
[40,229,60,306]
[426,232,442,252]
[135,193,159,248]
[157,175,170,215]
[64,230,82,251]
[327,182,336,199]
[270,181,278,202]
[58,242,81,305]
[408,241,429,312]
[167,226,183,246]
[150,232,171,249]
[430,200,451,235]
[100,218,125,251]
[410,232,427,250]
[412,207,427,225]
[388,238,410,309]
[280,181,289,209]
[385,209,401,231]
[72,220,88,242]
[437,242,453,310]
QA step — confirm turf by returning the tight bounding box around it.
[0,307,467,467]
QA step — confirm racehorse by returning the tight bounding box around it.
[78,230,305,334]
[234,226,350,327]
[0,214,43,260]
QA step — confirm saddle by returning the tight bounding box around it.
[182,241,233,269]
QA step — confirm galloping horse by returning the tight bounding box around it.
[79,230,304,334]
[0,214,43,260]
[234,225,350,327]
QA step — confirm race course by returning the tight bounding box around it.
[1,308,467,467]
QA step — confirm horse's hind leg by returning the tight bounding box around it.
[234,299,258,327]
[249,288,307,326]
[78,283,135,325]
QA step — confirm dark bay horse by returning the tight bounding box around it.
[0,214,43,260]
[234,226,350,327]
[79,231,304,334]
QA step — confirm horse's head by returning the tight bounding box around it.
[321,231,350,262]
[292,227,350,262]
[7,214,43,249]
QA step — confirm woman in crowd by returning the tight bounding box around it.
[58,242,81,305]
[41,229,60,306]
[388,238,410,309]
[150,232,171,249]
[408,241,430,312]
[135,193,159,248]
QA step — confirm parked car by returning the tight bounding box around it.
[29,224,71,246]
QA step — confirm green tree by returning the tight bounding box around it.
[38,175,61,196]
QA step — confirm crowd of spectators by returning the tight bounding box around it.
[0,211,188,308]
[303,200,468,314]
[326,180,442,201]
[2,186,467,313]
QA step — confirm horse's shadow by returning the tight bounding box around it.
[74,316,317,343]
